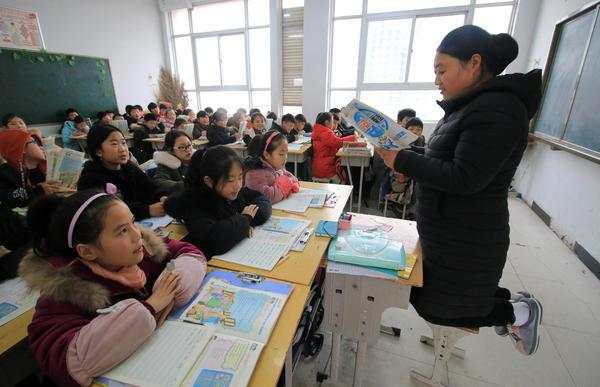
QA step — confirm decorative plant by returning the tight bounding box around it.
[155,66,188,109]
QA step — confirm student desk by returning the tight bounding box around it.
[322,213,423,387]
[208,182,353,286]
[336,144,374,213]
[287,143,312,176]
[226,142,248,159]
[142,137,209,151]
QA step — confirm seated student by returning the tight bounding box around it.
[311,111,356,183]
[244,131,299,203]
[204,106,214,117]
[397,108,416,127]
[0,126,62,207]
[207,110,237,147]
[295,114,313,133]
[148,102,160,117]
[131,113,163,164]
[279,114,298,143]
[161,108,177,131]
[192,110,210,139]
[64,107,79,124]
[266,111,282,132]
[92,111,113,131]
[329,108,353,136]
[158,103,168,118]
[153,130,193,195]
[406,117,426,148]
[123,105,133,121]
[173,117,188,132]
[247,112,266,137]
[126,105,144,130]
[166,146,271,258]
[1,113,42,139]
[248,108,261,116]
[77,125,165,220]
[20,189,207,386]
[182,108,196,123]
[226,108,247,129]
[62,116,90,151]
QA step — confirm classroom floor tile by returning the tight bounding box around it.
[293,197,600,386]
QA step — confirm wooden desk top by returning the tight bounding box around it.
[0,308,34,355]
[209,182,353,285]
[248,283,309,387]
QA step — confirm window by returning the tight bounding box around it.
[329,0,517,122]
[169,1,271,111]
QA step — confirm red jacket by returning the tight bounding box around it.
[311,123,355,178]
[20,228,206,386]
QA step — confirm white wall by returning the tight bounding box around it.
[0,0,167,115]
[514,0,600,261]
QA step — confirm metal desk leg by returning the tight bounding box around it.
[330,332,342,383]
[345,158,353,211]
[294,159,298,177]
[285,345,293,387]
[353,340,368,387]
[357,162,365,213]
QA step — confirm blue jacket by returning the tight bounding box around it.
[61,121,81,151]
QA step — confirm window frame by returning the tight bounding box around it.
[327,0,518,121]
[167,0,271,110]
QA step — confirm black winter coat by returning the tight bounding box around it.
[77,160,160,220]
[165,186,271,258]
[393,70,542,320]
[207,124,236,147]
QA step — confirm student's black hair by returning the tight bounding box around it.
[174,117,187,129]
[125,105,133,114]
[1,113,18,127]
[182,108,193,116]
[266,112,277,120]
[315,112,332,126]
[236,108,247,114]
[211,110,227,126]
[144,113,157,122]
[65,108,78,117]
[249,108,261,116]
[74,116,85,124]
[294,114,307,123]
[405,117,423,129]
[134,105,143,111]
[175,109,183,116]
[148,102,158,111]
[397,108,416,123]
[159,103,167,110]
[197,110,208,118]
[281,113,295,123]
[86,125,125,163]
[204,107,214,114]
[247,130,286,158]
[27,190,122,259]
[97,111,111,120]
[184,146,243,192]
[329,108,341,114]
[438,25,518,78]
[331,113,340,122]
[163,129,191,152]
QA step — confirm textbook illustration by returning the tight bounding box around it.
[45,147,86,190]
[341,99,418,150]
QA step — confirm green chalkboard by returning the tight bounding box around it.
[0,48,118,124]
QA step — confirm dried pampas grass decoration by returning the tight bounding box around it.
[155,66,188,110]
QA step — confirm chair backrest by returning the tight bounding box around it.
[182,123,194,138]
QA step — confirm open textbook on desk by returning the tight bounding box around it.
[98,269,293,387]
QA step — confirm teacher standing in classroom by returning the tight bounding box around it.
[377,25,544,356]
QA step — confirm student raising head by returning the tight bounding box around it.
[62,116,90,151]
[245,130,299,203]
[248,112,266,136]
[152,130,193,195]
[165,146,271,258]
[192,110,210,139]
[0,118,62,207]
[161,108,177,131]
[20,188,207,386]
[207,110,237,147]
[92,111,114,131]
[397,108,416,127]
[311,111,356,183]
[77,125,165,220]
[405,117,426,148]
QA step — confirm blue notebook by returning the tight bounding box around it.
[327,230,406,270]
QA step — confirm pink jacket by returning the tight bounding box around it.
[19,227,207,387]
[245,159,299,203]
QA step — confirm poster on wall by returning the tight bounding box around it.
[0,6,45,50]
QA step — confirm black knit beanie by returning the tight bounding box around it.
[437,25,518,76]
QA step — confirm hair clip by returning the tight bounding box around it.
[105,183,117,195]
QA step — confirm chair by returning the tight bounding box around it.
[410,323,479,387]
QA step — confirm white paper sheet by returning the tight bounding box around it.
[136,215,174,231]
[272,194,313,213]
[0,278,38,327]
[326,261,397,280]
[103,321,214,387]
[182,334,263,387]
[215,229,294,270]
